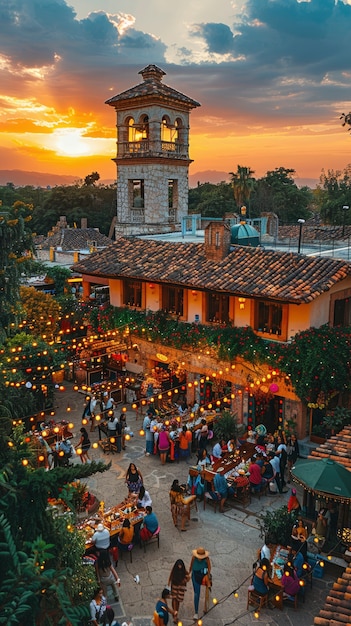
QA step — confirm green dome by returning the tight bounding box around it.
[231,223,260,247]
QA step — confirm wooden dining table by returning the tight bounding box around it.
[80,497,146,552]
[267,544,291,610]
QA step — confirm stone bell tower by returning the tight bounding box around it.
[105,65,200,236]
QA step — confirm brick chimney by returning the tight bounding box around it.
[81,218,88,229]
[204,222,231,261]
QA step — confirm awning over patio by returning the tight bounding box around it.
[291,457,351,503]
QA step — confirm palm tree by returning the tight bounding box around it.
[229,165,255,216]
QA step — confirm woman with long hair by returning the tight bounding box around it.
[95,550,120,602]
[125,463,143,494]
[75,427,91,463]
[167,559,190,623]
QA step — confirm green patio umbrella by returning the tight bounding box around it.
[291,457,351,503]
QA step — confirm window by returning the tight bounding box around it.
[130,180,144,208]
[162,286,184,316]
[333,297,351,326]
[255,301,283,336]
[123,280,142,308]
[168,180,178,208]
[206,293,229,323]
[128,116,149,142]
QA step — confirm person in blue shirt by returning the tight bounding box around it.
[140,505,159,542]
[154,588,177,625]
[289,546,304,578]
[213,470,235,512]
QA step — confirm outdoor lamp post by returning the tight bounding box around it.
[297,218,305,254]
[342,205,349,236]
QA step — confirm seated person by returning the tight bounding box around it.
[212,470,235,513]
[288,547,305,578]
[290,519,308,558]
[137,485,152,509]
[227,437,238,453]
[252,558,273,597]
[212,439,226,461]
[197,448,211,467]
[249,458,267,492]
[139,505,159,542]
[281,564,300,600]
[117,518,134,550]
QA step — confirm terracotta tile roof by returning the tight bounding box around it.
[71,237,351,304]
[105,64,200,109]
[39,228,111,251]
[310,426,351,471]
[314,564,351,626]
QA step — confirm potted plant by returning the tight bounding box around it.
[213,409,242,442]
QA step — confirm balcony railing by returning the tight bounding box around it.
[118,141,188,158]
[131,209,145,223]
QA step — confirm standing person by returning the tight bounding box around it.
[178,424,192,460]
[125,463,143,494]
[89,588,107,626]
[119,411,127,450]
[268,451,282,493]
[276,435,288,490]
[189,546,211,620]
[158,425,171,465]
[143,410,154,456]
[286,434,299,483]
[89,395,98,432]
[76,427,91,463]
[95,550,120,602]
[167,559,190,623]
[107,412,118,439]
[169,479,196,532]
[287,488,301,515]
[198,419,209,452]
[153,588,177,626]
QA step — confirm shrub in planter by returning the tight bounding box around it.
[258,505,293,547]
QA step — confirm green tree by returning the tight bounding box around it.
[31,183,116,236]
[84,171,100,186]
[188,182,235,217]
[0,201,35,341]
[0,420,110,624]
[250,167,312,223]
[318,166,351,225]
[229,165,256,214]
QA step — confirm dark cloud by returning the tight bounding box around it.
[0,0,166,70]
[192,23,234,55]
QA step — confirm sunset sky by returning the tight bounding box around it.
[1,0,351,186]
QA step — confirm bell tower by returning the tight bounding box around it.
[106,65,200,236]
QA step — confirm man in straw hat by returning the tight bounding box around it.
[189,547,211,620]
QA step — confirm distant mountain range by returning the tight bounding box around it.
[0,169,318,189]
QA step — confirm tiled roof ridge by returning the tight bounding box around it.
[72,236,351,304]
[105,70,200,108]
[314,565,351,625]
[310,425,351,468]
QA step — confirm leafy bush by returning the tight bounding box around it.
[258,505,293,547]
